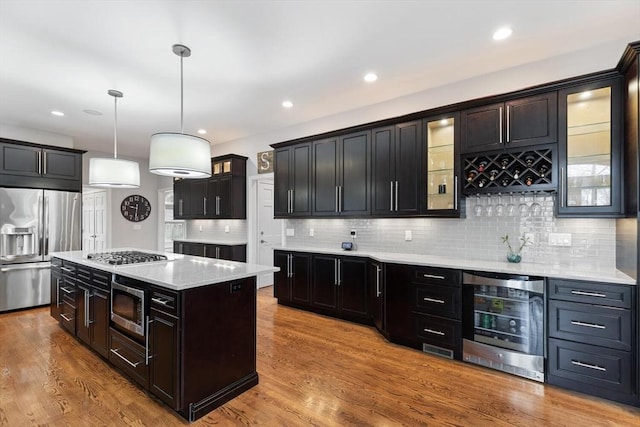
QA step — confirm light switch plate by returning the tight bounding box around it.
[549,232,571,246]
[286,228,295,237]
[309,228,314,237]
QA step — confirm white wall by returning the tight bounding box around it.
[0,123,73,148]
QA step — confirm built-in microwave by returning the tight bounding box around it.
[111,277,146,340]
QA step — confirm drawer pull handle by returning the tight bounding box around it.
[110,348,141,368]
[570,320,605,330]
[59,313,74,322]
[60,267,75,273]
[60,287,74,294]
[424,328,445,336]
[423,274,445,280]
[151,297,170,306]
[571,360,606,372]
[423,297,445,304]
[570,290,607,298]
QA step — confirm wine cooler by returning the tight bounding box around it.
[462,271,545,382]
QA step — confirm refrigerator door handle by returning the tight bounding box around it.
[44,195,50,256]
[1,263,51,272]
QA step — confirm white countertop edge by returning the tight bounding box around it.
[274,246,636,285]
[174,238,248,245]
[50,250,278,291]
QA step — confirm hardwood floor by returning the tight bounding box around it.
[1,286,639,426]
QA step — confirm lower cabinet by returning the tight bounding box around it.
[547,278,636,406]
[173,240,246,262]
[273,251,311,305]
[312,254,368,321]
[369,260,385,335]
[75,266,111,358]
[385,263,462,360]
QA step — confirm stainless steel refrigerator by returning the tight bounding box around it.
[0,188,81,312]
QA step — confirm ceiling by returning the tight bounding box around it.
[1,0,639,159]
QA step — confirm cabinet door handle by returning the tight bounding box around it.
[84,288,90,328]
[339,186,343,212]
[111,348,141,368]
[145,316,153,365]
[499,106,503,144]
[423,274,445,280]
[179,199,183,216]
[290,189,294,213]
[203,246,207,257]
[203,197,207,215]
[216,196,221,215]
[571,320,605,329]
[376,265,381,297]
[570,290,607,298]
[571,360,606,372]
[216,247,220,259]
[454,175,458,210]
[335,186,339,212]
[560,167,564,208]
[423,297,445,304]
[395,181,399,211]
[38,151,42,174]
[424,328,445,336]
[506,105,510,142]
[334,259,338,286]
[337,259,341,286]
[389,181,394,212]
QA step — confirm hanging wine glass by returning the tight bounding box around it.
[518,192,530,216]
[506,192,516,216]
[473,194,483,217]
[530,192,542,216]
[484,195,494,217]
[495,193,505,216]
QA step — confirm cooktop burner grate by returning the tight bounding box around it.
[86,250,168,265]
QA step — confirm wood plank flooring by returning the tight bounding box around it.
[1,286,639,426]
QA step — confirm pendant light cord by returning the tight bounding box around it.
[113,94,118,159]
[180,52,184,134]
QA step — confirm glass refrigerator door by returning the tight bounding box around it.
[472,284,543,355]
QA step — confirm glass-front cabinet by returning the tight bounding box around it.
[558,77,622,216]
[425,113,461,216]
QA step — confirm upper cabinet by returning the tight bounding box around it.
[425,113,462,216]
[0,139,84,192]
[557,77,623,217]
[371,121,423,216]
[312,130,370,217]
[274,143,311,217]
[173,154,247,220]
[460,92,557,154]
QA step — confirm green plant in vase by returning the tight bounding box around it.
[501,234,531,263]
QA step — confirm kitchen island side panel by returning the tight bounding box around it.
[180,277,257,414]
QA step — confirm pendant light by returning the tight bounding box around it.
[149,44,211,178]
[89,90,140,188]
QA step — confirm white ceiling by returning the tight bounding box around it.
[1,0,639,159]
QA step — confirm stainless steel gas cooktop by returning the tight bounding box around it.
[86,250,168,265]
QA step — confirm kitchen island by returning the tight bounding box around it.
[49,249,278,422]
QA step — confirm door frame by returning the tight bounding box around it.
[248,173,283,268]
[81,187,112,251]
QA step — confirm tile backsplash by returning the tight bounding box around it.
[284,194,616,268]
[186,219,247,242]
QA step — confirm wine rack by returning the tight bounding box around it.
[463,145,556,194]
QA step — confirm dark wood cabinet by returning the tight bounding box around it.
[274,144,311,217]
[547,278,635,406]
[312,254,368,320]
[385,263,462,359]
[460,92,557,154]
[312,131,371,216]
[273,250,311,305]
[173,240,246,262]
[58,261,77,335]
[0,139,84,192]
[369,261,385,334]
[50,258,62,320]
[173,154,246,219]
[372,121,423,216]
[557,77,623,217]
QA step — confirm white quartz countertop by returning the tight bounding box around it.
[50,249,278,291]
[174,238,248,245]
[275,246,636,285]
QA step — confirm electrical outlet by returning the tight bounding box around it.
[404,230,412,241]
[309,228,314,237]
[199,225,203,232]
[286,228,295,237]
[224,225,230,233]
[549,233,572,247]
[350,230,357,239]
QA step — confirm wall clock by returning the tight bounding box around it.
[121,195,151,222]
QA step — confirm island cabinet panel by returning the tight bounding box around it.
[385,263,462,360]
[109,328,149,389]
[180,277,257,421]
[50,258,62,320]
[173,240,247,262]
[547,278,636,406]
[273,250,311,305]
[74,264,111,358]
[369,260,385,335]
[311,254,369,321]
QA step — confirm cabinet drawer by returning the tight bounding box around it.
[59,300,76,335]
[60,261,76,277]
[414,313,461,349]
[414,283,461,319]
[92,270,111,290]
[76,266,91,284]
[548,338,631,395]
[548,279,632,308]
[548,300,631,351]
[150,288,180,316]
[109,328,149,388]
[413,266,461,287]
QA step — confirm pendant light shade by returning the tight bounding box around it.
[149,44,211,178]
[89,90,140,188]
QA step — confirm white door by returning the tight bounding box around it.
[256,180,282,288]
[82,191,107,252]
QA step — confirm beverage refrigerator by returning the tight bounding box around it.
[0,188,81,312]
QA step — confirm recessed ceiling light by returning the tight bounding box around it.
[83,109,102,116]
[51,110,65,117]
[282,100,293,109]
[492,27,512,41]
[364,73,378,83]
[197,129,207,135]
